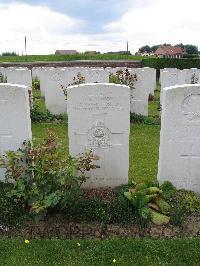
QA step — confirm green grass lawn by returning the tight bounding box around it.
[148,84,160,118]
[0,54,147,63]
[1,238,200,265]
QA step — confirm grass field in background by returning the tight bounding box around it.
[1,238,200,266]
[0,54,147,62]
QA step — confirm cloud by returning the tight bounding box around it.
[0,2,84,54]
[105,0,200,50]
[0,0,200,55]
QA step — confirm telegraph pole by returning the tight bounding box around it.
[25,36,27,59]
[126,40,129,58]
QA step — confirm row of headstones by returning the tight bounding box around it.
[160,68,200,104]
[0,82,200,192]
[0,66,157,116]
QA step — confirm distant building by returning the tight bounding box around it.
[55,50,79,55]
[154,46,185,58]
[84,51,100,54]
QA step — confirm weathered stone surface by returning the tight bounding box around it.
[0,83,32,180]
[158,84,200,193]
[6,69,32,88]
[67,83,130,188]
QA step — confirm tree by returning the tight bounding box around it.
[1,52,17,56]
[151,45,160,52]
[139,45,151,54]
[184,45,198,55]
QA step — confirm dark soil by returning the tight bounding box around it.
[0,214,200,240]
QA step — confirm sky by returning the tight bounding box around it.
[0,0,200,55]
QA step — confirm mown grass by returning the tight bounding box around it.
[148,83,161,119]
[0,54,146,62]
[1,238,200,265]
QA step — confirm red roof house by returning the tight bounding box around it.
[154,46,185,58]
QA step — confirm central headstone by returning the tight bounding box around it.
[67,83,130,188]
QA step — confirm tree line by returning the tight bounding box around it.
[139,44,199,55]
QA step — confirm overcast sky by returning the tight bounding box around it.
[0,0,199,55]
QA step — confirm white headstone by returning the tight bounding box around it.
[0,83,32,180]
[129,69,149,116]
[143,67,157,96]
[85,68,109,83]
[158,84,200,193]
[160,69,179,104]
[44,68,68,114]
[6,69,32,88]
[67,83,130,188]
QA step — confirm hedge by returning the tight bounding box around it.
[142,58,200,71]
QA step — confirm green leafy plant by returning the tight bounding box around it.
[30,102,65,123]
[170,205,185,226]
[66,197,109,224]
[61,72,86,99]
[130,113,160,125]
[0,129,99,221]
[173,191,200,215]
[124,182,171,227]
[160,181,177,200]
[32,77,40,90]
[109,68,137,89]
[0,182,27,227]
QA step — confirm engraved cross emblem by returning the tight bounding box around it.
[73,113,124,177]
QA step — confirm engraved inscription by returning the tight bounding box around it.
[51,72,62,82]
[87,121,111,149]
[74,92,123,111]
[182,94,200,121]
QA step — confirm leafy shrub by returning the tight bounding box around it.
[130,113,160,125]
[160,181,177,200]
[61,72,85,99]
[109,68,138,89]
[32,78,40,90]
[110,185,137,225]
[2,52,17,56]
[66,197,109,224]
[170,205,185,226]
[30,103,65,123]
[174,191,200,215]
[66,185,137,225]
[124,182,172,227]
[0,130,99,221]
[0,182,27,226]
[182,54,199,59]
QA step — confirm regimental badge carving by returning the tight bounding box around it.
[51,72,62,82]
[182,94,200,121]
[87,121,111,149]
